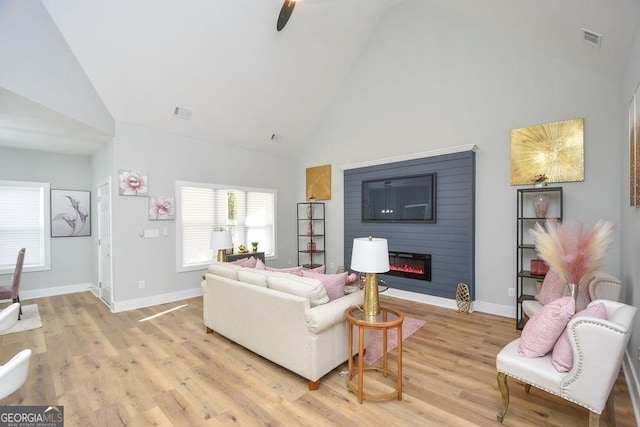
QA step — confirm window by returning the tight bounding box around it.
[0,180,51,274]
[176,181,276,271]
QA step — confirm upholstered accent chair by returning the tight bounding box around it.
[0,303,20,332]
[496,300,637,426]
[0,248,25,319]
[522,272,621,320]
[0,349,32,400]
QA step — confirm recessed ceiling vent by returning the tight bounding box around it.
[269,133,282,143]
[582,28,602,48]
[172,106,193,120]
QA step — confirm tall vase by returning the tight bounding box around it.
[533,194,549,218]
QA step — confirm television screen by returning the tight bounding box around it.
[362,173,436,223]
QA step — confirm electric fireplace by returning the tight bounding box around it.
[385,251,432,281]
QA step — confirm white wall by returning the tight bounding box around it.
[620,18,640,407]
[108,123,299,310]
[299,0,622,315]
[0,0,114,136]
[0,147,94,292]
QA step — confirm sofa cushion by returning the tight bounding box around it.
[551,302,607,372]
[207,262,243,280]
[237,268,270,287]
[301,270,348,301]
[266,273,329,307]
[518,296,575,357]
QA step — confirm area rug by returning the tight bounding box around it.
[0,304,42,335]
[363,316,426,365]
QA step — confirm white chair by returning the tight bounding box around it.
[522,272,622,319]
[496,300,637,426]
[0,349,32,400]
[0,303,20,332]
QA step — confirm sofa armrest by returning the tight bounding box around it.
[305,291,364,334]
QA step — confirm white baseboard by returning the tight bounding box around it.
[623,351,640,423]
[20,282,94,300]
[111,287,203,313]
[383,288,514,318]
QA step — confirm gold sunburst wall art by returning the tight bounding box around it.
[510,118,584,185]
[306,164,332,200]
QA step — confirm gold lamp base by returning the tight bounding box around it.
[363,272,380,319]
[216,249,227,262]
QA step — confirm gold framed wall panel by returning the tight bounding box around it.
[306,164,331,200]
[510,118,584,185]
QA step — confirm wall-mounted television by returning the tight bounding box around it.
[362,173,436,223]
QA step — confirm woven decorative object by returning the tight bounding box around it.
[335,265,347,274]
[456,282,471,314]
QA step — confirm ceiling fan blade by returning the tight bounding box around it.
[277,0,296,32]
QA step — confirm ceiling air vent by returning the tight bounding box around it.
[172,106,193,120]
[269,133,282,143]
[582,28,602,48]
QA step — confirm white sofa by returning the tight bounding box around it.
[202,262,365,390]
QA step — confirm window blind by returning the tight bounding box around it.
[176,181,276,271]
[0,180,51,273]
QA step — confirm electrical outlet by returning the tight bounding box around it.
[139,280,145,289]
[508,288,515,297]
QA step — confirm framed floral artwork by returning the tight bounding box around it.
[51,189,91,237]
[118,169,148,196]
[149,196,175,220]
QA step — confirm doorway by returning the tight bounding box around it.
[97,177,113,309]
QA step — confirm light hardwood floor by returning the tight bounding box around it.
[0,292,635,426]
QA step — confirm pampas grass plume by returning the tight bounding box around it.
[530,219,615,285]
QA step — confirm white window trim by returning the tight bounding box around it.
[175,180,277,272]
[0,180,51,274]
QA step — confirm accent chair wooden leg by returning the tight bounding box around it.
[497,372,510,423]
[524,383,531,393]
[14,297,21,319]
[589,411,600,427]
[605,390,615,427]
[308,380,320,391]
[205,326,213,333]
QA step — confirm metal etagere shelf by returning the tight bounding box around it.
[297,202,325,269]
[516,187,563,330]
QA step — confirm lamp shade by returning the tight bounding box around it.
[350,237,390,273]
[210,230,233,251]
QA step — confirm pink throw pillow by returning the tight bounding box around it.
[231,256,257,268]
[255,258,303,276]
[551,302,607,372]
[265,265,303,276]
[518,296,575,357]
[305,265,326,274]
[535,270,566,305]
[301,271,348,301]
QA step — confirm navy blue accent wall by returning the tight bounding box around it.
[344,151,476,300]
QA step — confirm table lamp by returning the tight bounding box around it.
[350,236,390,319]
[211,230,233,262]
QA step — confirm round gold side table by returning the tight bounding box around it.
[345,306,404,404]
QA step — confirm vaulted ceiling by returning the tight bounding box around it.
[4,0,640,157]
